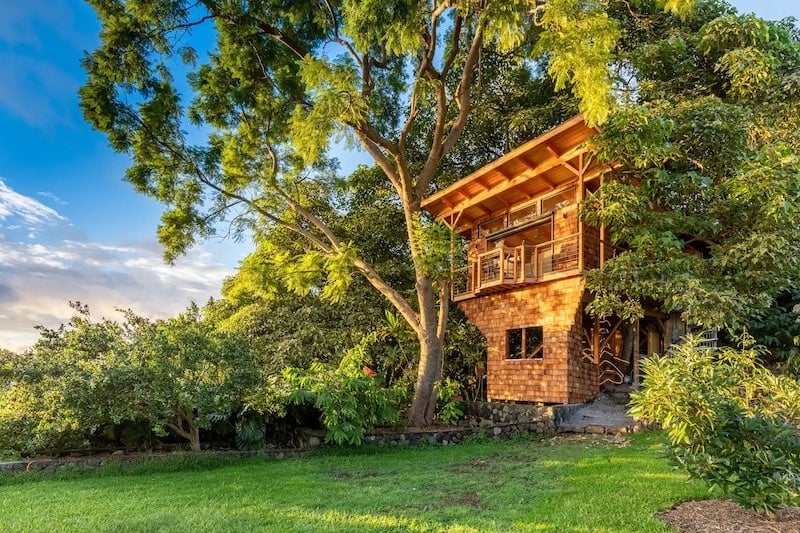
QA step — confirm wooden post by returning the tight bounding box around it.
[577,152,585,273]
[599,173,606,268]
[632,319,640,386]
[593,316,601,365]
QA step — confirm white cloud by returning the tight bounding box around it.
[0,178,66,227]
[38,191,68,206]
[0,179,237,351]
[0,236,235,351]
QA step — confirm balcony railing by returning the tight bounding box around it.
[452,234,580,300]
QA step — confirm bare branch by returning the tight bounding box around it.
[417,23,485,195]
[354,130,404,195]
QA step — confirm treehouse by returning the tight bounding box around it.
[422,115,691,404]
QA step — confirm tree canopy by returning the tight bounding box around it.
[583,3,800,329]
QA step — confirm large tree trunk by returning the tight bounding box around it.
[407,277,446,427]
[407,332,444,427]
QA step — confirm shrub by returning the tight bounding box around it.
[434,378,464,425]
[630,336,800,513]
[283,336,404,445]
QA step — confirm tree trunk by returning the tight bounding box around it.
[407,332,444,426]
[188,424,201,452]
[166,416,202,452]
[407,277,446,427]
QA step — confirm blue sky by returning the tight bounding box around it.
[0,1,797,350]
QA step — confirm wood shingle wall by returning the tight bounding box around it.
[458,276,599,403]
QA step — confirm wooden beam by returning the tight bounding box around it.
[545,143,581,177]
[454,189,472,202]
[592,317,601,365]
[433,145,587,219]
[577,152,585,273]
[520,155,556,189]
[496,166,513,182]
[599,173,606,268]
[474,179,490,192]
[473,204,491,216]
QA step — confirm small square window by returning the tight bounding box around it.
[507,326,544,359]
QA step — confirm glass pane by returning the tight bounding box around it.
[508,203,538,227]
[541,187,575,214]
[507,328,523,359]
[478,215,506,237]
[525,326,544,358]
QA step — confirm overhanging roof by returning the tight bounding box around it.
[422,115,604,225]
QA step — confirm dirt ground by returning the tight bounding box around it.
[660,500,800,533]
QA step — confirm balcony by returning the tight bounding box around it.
[452,233,580,301]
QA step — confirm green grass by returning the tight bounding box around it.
[0,433,711,532]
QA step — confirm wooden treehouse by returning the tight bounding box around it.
[422,115,694,404]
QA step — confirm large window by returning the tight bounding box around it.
[507,326,544,359]
[541,187,575,214]
[478,215,506,238]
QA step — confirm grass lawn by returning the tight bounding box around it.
[0,433,711,532]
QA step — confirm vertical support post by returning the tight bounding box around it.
[577,152,585,273]
[449,213,455,300]
[593,316,601,365]
[632,319,640,386]
[599,173,606,268]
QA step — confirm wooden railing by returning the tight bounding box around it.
[452,234,580,300]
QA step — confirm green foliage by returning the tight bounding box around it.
[234,417,268,452]
[0,304,267,454]
[283,336,405,445]
[434,378,464,425]
[630,337,800,513]
[744,289,800,367]
[412,214,460,283]
[535,0,620,125]
[583,4,800,328]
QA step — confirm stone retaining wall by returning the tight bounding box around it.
[2,401,639,474]
[0,448,309,474]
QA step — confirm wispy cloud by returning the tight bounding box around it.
[38,191,68,206]
[0,178,66,226]
[0,181,235,351]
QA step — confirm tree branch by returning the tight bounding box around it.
[353,129,404,195]
[417,23,485,196]
[352,258,423,336]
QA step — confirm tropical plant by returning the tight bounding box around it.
[434,377,464,425]
[630,336,800,513]
[283,336,405,445]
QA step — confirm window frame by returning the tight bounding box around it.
[506,326,544,360]
[540,186,576,215]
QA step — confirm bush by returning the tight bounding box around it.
[630,336,800,513]
[434,378,464,425]
[283,336,404,445]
